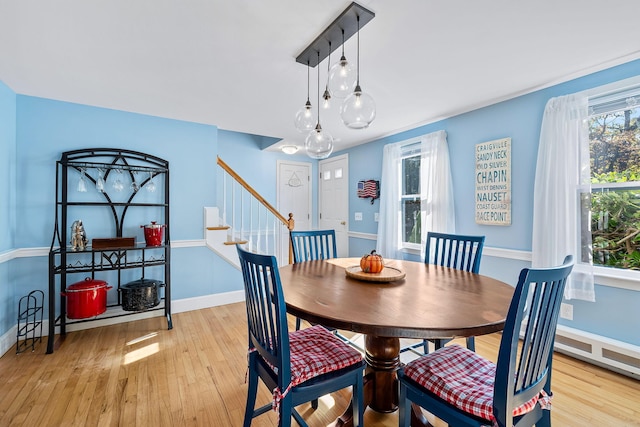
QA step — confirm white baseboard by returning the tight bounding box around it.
[0,325,18,356]
[171,290,245,313]
[0,291,246,357]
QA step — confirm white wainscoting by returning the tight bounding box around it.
[3,238,640,378]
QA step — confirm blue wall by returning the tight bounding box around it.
[15,96,219,246]
[342,59,640,345]
[1,57,639,348]
[0,96,321,341]
[0,95,244,337]
[0,81,16,252]
[0,81,17,335]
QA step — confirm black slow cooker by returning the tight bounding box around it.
[120,278,163,311]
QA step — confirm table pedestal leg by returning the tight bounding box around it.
[329,335,432,427]
[364,335,400,412]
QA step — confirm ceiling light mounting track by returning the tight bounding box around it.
[295,2,375,68]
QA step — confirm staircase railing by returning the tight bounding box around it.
[214,156,295,265]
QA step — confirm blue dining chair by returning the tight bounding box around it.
[398,255,574,427]
[401,231,485,355]
[290,229,338,263]
[290,230,338,331]
[237,246,365,427]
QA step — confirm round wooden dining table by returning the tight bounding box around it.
[278,258,514,427]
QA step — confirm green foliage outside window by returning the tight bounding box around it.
[589,105,640,269]
[402,155,421,244]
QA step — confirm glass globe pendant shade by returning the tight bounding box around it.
[294,100,315,133]
[328,56,356,99]
[305,124,334,159]
[340,85,376,129]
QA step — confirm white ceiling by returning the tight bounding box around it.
[2,1,640,153]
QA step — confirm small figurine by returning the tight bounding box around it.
[70,220,88,251]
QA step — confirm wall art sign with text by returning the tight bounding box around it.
[475,137,511,225]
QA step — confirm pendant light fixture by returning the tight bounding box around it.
[305,51,334,159]
[328,29,356,99]
[294,60,315,133]
[322,41,332,109]
[294,2,375,157]
[341,14,376,129]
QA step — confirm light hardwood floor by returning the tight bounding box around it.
[1,302,639,426]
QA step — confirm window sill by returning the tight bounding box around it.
[593,266,640,291]
[401,246,421,257]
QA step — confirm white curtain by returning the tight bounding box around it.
[376,142,403,259]
[532,94,595,302]
[419,130,456,260]
[376,130,455,260]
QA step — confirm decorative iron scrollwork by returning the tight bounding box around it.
[102,251,127,268]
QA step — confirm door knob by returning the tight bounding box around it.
[340,221,346,225]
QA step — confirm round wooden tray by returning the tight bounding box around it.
[345,265,406,283]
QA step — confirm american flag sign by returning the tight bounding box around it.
[357,180,380,204]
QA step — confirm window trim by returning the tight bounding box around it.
[591,182,640,190]
[582,75,640,288]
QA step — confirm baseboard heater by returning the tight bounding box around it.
[554,324,640,379]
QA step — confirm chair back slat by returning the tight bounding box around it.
[237,246,291,386]
[425,232,485,273]
[291,229,338,263]
[493,255,574,423]
[518,280,562,391]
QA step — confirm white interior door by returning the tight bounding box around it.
[319,154,349,257]
[277,160,311,263]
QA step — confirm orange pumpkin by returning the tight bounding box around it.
[360,250,384,273]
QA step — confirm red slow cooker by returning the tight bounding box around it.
[141,221,165,246]
[62,278,112,319]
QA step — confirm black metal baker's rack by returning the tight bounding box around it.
[47,149,172,354]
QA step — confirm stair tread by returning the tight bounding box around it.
[207,226,230,230]
[223,240,248,246]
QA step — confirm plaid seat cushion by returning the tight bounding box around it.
[403,344,550,425]
[288,324,363,387]
[256,324,363,416]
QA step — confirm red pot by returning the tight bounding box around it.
[141,221,165,246]
[62,278,112,319]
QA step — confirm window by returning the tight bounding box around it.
[377,130,453,260]
[401,144,421,245]
[587,92,640,270]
